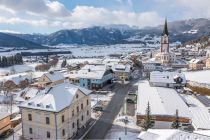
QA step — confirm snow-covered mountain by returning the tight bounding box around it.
[1,18,210,47]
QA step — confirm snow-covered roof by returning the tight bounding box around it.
[138,129,210,140]
[144,58,161,64]
[0,112,10,120]
[137,80,191,118]
[24,87,39,98]
[1,73,31,85]
[77,64,110,79]
[189,58,204,64]
[112,64,131,73]
[44,71,64,82]
[150,71,186,84]
[19,82,92,112]
[189,107,210,130]
[194,130,210,137]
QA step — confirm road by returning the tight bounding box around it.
[84,81,136,139]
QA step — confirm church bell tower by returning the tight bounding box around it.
[161,19,169,53]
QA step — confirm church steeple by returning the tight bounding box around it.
[162,18,169,36]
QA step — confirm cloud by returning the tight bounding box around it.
[0,29,20,34]
[0,16,48,26]
[0,5,163,30]
[0,0,71,18]
[67,6,163,29]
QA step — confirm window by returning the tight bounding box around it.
[87,99,89,105]
[28,114,32,121]
[62,129,65,136]
[76,94,79,98]
[29,128,33,134]
[87,110,89,116]
[46,117,50,125]
[77,106,79,113]
[72,110,74,117]
[47,131,50,138]
[62,115,64,123]
[81,103,83,110]
[83,83,85,87]
[72,122,75,128]
[81,115,84,121]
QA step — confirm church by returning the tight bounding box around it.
[155,19,176,65]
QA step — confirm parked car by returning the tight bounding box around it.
[93,106,103,111]
[126,98,135,104]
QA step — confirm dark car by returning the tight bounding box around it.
[126,98,135,104]
[93,106,103,111]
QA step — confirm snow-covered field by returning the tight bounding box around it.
[56,44,155,57]
[0,63,41,76]
[184,70,210,84]
[0,44,156,57]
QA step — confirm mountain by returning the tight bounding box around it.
[0,32,44,49]
[7,18,210,46]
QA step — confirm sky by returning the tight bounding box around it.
[0,0,210,34]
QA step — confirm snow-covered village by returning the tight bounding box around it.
[1,1,210,140]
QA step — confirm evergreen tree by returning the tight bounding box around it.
[0,57,2,67]
[46,55,49,63]
[61,59,67,68]
[171,109,180,129]
[2,56,8,67]
[140,102,154,130]
[15,53,23,64]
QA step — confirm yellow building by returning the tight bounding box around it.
[206,57,210,69]
[189,59,205,70]
[38,71,65,88]
[19,82,92,140]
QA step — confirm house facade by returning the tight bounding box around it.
[19,83,92,140]
[189,59,205,70]
[112,64,131,81]
[206,57,210,69]
[78,64,113,89]
[38,71,65,88]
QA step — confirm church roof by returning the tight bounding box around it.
[162,19,169,36]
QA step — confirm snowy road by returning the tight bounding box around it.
[84,82,136,139]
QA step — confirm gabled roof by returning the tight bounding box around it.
[137,80,191,118]
[77,64,109,79]
[19,82,92,112]
[150,71,186,84]
[44,71,64,82]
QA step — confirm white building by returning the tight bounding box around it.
[136,80,191,128]
[150,71,186,88]
[143,59,163,72]
[138,129,210,140]
[19,82,92,140]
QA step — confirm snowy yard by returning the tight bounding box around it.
[184,70,210,84]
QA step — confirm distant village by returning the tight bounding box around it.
[0,20,210,140]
